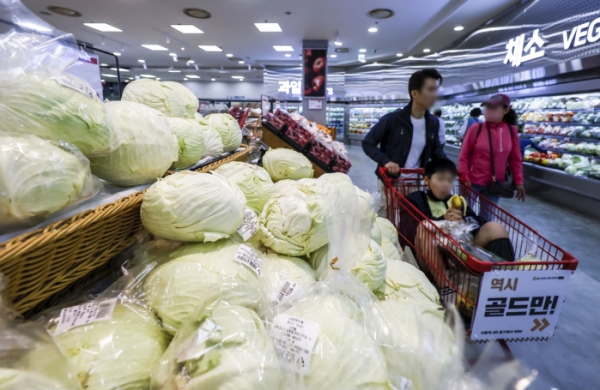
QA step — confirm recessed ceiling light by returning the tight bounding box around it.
[396,53,403,57]
[423,48,431,53]
[101,73,117,77]
[171,24,203,34]
[100,63,108,66]
[47,6,81,17]
[83,23,122,32]
[168,70,181,73]
[110,67,129,72]
[113,52,121,56]
[169,53,177,57]
[239,61,245,64]
[284,54,291,57]
[273,45,294,52]
[408,56,415,59]
[138,59,145,63]
[368,27,378,33]
[360,60,366,63]
[199,45,222,52]
[367,8,395,19]
[142,44,168,51]
[141,74,156,78]
[231,76,244,79]
[334,41,343,46]
[187,75,200,78]
[359,48,367,53]
[226,54,233,57]
[211,78,216,81]
[156,78,161,80]
[454,25,464,31]
[187,60,195,64]
[330,54,337,58]
[128,77,133,80]
[183,8,211,19]
[255,23,282,32]
[184,78,188,80]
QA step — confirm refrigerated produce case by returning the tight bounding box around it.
[347,104,405,143]
[326,104,346,141]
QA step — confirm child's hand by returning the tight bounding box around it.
[444,208,463,222]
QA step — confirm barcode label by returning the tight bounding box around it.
[54,298,118,335]
[271,279,301,306]
[52,74,97,99]
[237,209,259,241]
[177,319,218,363]
[270,314,320,376]
[233,244,262,276]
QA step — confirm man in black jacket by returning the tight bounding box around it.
[362,68,446,180]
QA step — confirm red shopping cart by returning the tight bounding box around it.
[379,167,578,343]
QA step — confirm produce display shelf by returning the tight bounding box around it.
[516,107,600,113]
[518,121,600,127]
[535,148,599,158]
[0,145,251,314]
[520,133,600,143]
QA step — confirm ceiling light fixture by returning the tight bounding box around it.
[330,54,337,58]
[138,59,145,63]
[231,76,244,79]
[194,64,199,70]
[184,78,188,80]
[173,56,178,62]
[211,78,216,81]
[181,46,185,51]
[284,54,291,57]
[199,45,222,52]
[101,79,105,83]
[171,24,203,34]
[83,22,122,32]
[423,48,430,53]
[187,60,195,64]
[334,30,342,46]
[367,8,395,19]
[113,52,121,56]
[239,60,245,64]
[101,73,117,77]
[169,70,181,73]
[110,67,129,72]
[454,25,464,31]
[226,54,233,57]
[396,53,403,57]
[368,27,378,33]
[360,60,366,63]
[156,78,161,80]
[47,6,81,17]
[141,74,156,78]
[183,8,211,19]
[273,45,293,51]
[359,48,367,53]
[187,75,200,78]
[100,63,108,66]
[143,63,147,69]
[255,22,282,32]
[169,53,177,56]
[165,35,170,44]
[142,44,168,51]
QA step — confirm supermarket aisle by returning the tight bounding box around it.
[346,144,600,389]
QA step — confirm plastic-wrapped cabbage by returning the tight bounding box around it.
[143,236,264,334]
[377,217,399,246]
[371,221,383,245]
[0,69,114,157]
[213,162,276,212]
[262,148,313,181]
[262,252,316,306]
[0,133,97,232]
[151,304,281,390]
[0,368,80,390]
[161,81,199,119]
[196,119,224,157]
[378,300,460,390]
[51,302,170,390]
[272,274,397,389]
[259,179,335,256]
[122,78,186,118]
[168,118,206,169]
[376,259,440,304]
[380,239,402,260]
[310,240,387,292]
[89,101,178,186]
[203,113,242,152]
[142,171,246,242]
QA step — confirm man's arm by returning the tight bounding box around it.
[431,118,447,160]
[362,113,392,166]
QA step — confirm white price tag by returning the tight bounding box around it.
[54,298,117,335]
[270,314,320,376]
[52,74,97,99]
[271,279,301,306]
[177,319,218,363]
[237,209,259,241]
[233,244,262,276]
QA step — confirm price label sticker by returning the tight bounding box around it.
[271,279,302,307]
[54,298,118,335]
[237,209,259,241]
[270,314,320,376]
[233,244,262,276]
[177,319,218,363]
[52,74,97,99]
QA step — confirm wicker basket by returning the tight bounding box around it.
[0,144,251,314]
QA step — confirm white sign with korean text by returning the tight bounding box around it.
[471,269,572,340]
[308,99,322,110]
[278,80,301,95]
[504,28,545,67]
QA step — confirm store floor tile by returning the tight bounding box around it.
[346,143,600,390]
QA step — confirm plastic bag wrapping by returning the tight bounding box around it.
[375,258,440,305]
[37,261,171,390]
[150,297,282,390]
[213,162,276,213]
[0,132,103,233]
[142,234,270,335]
[89,101,179,187]
[0,278,82,390]
[376,301,464,390]
[258,178,334,256]
[440,342,537,390]
[376,217,404,259]
[268,271,409,390]
[260,251,316,309]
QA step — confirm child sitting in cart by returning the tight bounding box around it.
[405,159,515,285]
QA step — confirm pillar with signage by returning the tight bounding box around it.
[302,40,327,124]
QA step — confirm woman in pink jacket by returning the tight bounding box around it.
[458,94,526,205]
